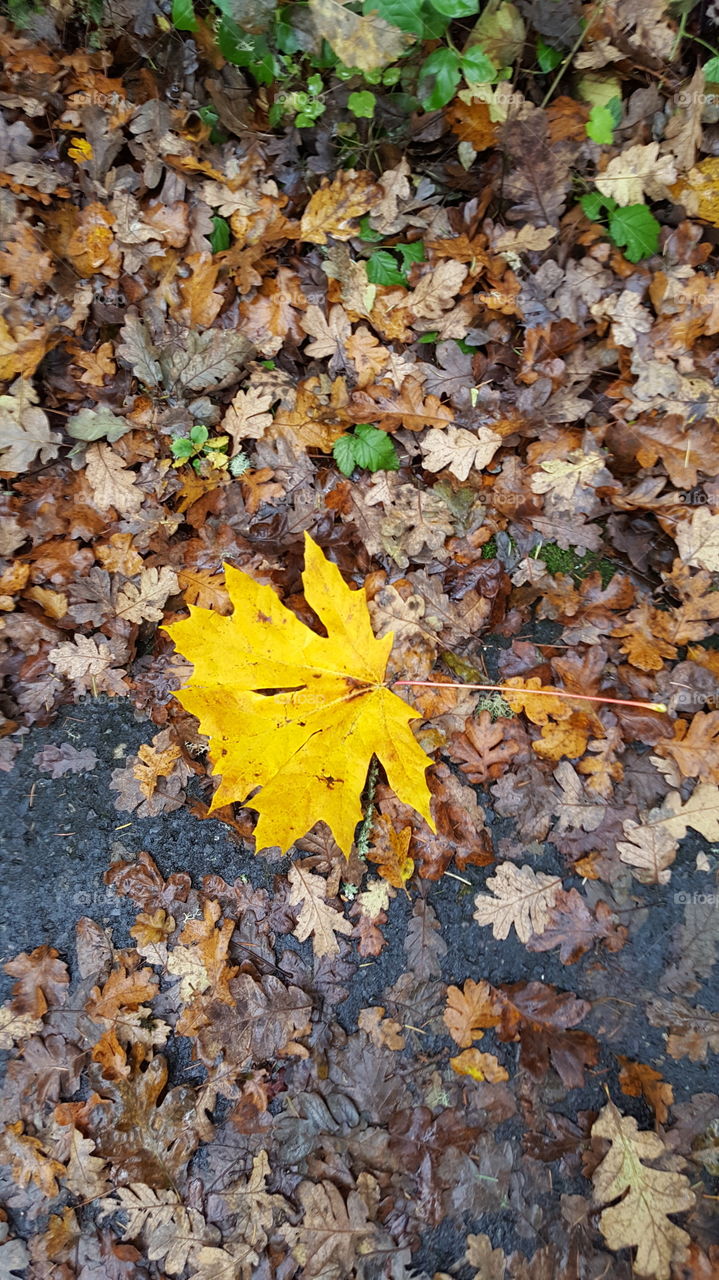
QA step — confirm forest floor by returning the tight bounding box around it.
[1,1,719,1277]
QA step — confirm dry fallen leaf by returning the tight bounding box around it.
[591,1100,694,1279]
[473,863,563,942]
[420,425,503,481]
[307,0,412,74]
[300,170,382,245]
[287,864,353,957]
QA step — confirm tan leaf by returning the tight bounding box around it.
[595,142,677,207]
[287,864,353,957]
[473,863,563,942]
[530,450,607,501]
[24,586,69,619]
[0,1004,43,1049]
[0,1122,65,1196]
[0,378,60,473]
[283,1179,380,1277]
[591,1100,694,1280]
[48,636,115,681]
[133,743,183,798]
[346,376,454,432]
[307,0,412,74]
[404,260,468,322]
[674,507,719,572]
[443,978,502,1047]
[300,304,351,363]
[647,996,719,1062]
[358,1006,406,1050]
[464,1233,507,1280]
[222,388,274,448]
[63,1130,109,1198]
[652,711,719,782]
[300,170,382,244]
[449,1048,509,1082]
[420,425,503,480]
[85,443,143,514]
[177,569,231,612]
[616,817,678,885]
[115,567,179,624]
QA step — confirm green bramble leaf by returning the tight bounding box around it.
[333,424,399,476]
[580,190,610,222]
[333,434,360,477]
[608,204,660,262]
[351,423,400,472]
[430,0,478,15]
[366,250,407,286]
[395,241,426,269]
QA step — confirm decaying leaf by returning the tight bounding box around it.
[307,0,412,74]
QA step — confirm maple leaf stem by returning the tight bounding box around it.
[392,680,666,713]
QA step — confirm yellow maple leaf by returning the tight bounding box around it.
[68,136,94,163]
[163,533,434,853]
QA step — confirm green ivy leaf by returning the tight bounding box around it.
[430,0,478,15]
[348,90,376,118]
[210,216,231,253]
[608,203,660,262]
[418,47,461,110]
[586,103,615,145]
[536,38,562,72]
[171,0,197,30]
[704,55,719,83]
[461,45,496,84]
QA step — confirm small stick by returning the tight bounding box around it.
[393,680,667,713]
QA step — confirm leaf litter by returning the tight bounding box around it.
[0,0,718,1275]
